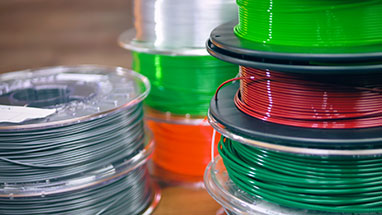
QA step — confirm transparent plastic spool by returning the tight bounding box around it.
[119,28,209,56]
[145,106,210,126]
[0,65,151,194]
[0,65,160,214]
[204,156,382,215]
[0,65,150,130]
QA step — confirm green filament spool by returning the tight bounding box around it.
[235,0,382,48]
[218,137,382,213]
[132,52,238,116]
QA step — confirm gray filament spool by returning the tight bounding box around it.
[0,166,157,215]
[0,65,160,214]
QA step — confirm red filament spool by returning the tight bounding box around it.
[233,67,382,129]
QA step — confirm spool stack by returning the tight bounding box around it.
[0,65,160,215]
[204,0,382,214]
[119,0,238,182]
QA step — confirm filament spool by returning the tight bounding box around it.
[146,112,220,178]
[207,81,382,214]
[236,67,382,129]
[0,65,150,129]
[209,81,382,155]
[205,31,382,215]
[207,0,382,63]
[134,0,237,49]
[132,51,238,116]
[206,22,382,73]
[119,0,238,55]
[0,151,161,215]
[204,1,382,214]
[218,137,382,213]
[0,65,160,214]
[118,0,239,184]
[205,155,382,215]
[235,0,382,48]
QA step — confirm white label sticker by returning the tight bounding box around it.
[0,105,56,123]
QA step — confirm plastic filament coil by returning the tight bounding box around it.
[119,0,238,180]
[133,0,237,49]
[216,137,382,214]
[235,0,382,48]
[236,67,382,129]
[0,65,160,215]
[148,119,220,177]
[205,0,382,213]
[133,52,238,116]
[206,67,382,214]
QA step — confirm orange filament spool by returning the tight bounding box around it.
[147,120,220,176]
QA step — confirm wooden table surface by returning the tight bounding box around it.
[0,1,221,214]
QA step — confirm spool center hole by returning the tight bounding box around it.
[10,87,77,108]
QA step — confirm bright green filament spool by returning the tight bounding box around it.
[132,52,238,116]
[235,0,382,48]
[219,137,382,213]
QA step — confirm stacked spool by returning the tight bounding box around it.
[0,65,160,215]
[204,0,382,214]
[119,0,238,181]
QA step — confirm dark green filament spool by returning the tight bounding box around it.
[218,137,382,213]
[235,0,382,48]
[132,52,238,116]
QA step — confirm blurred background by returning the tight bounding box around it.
[0,0,132,73]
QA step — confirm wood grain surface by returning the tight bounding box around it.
[0,1,221,214]
[0,0,132,73]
